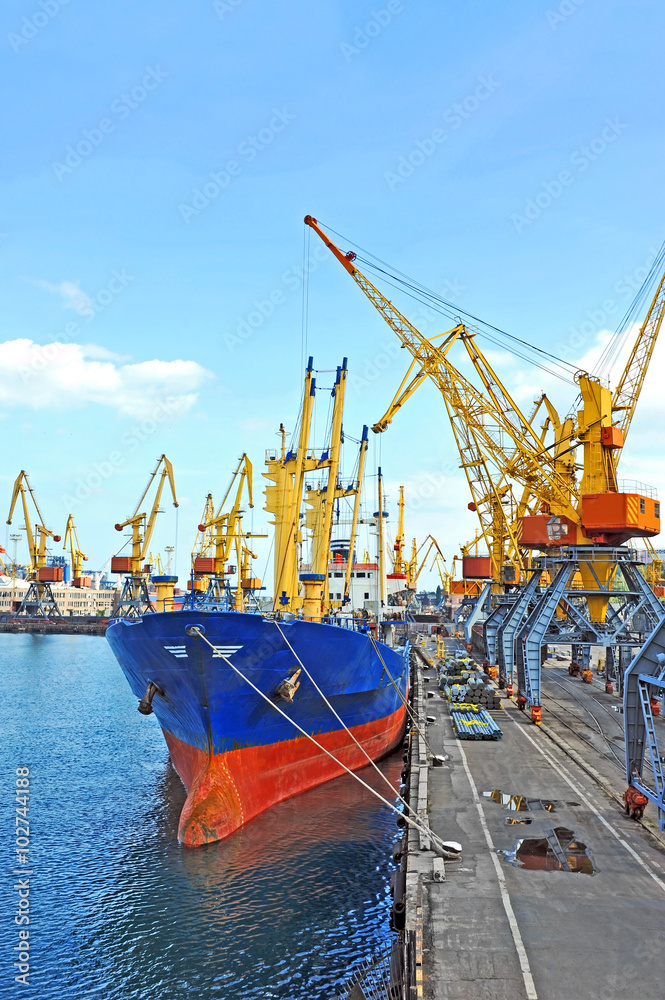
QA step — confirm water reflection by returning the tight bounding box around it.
[482,789,558,812]
[499,827,596,875]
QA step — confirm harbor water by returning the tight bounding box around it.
[0,634,400,999]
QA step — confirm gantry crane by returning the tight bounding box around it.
[63,514,90,587]
[6,471,62,617]
[305,215,665,722]
[112,455,178,617]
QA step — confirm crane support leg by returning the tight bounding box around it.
[113,576,154,619]
[483,597,516,666]
[17,582,62,618]
[516,563,570,714]
[624,626,665,830]
[496,569,542,685]
[463,583,492,645]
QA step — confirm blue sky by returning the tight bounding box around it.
[1,0,664,585]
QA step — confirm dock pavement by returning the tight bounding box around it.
[404,634,665,1000]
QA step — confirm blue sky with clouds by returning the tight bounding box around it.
[1,0,664,584]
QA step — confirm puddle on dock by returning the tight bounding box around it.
[498,827,596,875]
[482,789,558,812]
[505,817,532,826]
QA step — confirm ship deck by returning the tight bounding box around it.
[405,634,665,1000]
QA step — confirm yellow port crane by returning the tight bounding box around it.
[407,535,446,590]
[643,538,663,592]
[112,455,178,617]
[195,454,265,610]
[391,486,407,577]
[304,217,579,555]
[305,217,665,599]
[192,494,216,565]
[63,514,90,587]
[6,471,62,616]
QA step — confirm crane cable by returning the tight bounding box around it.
[315,220,580,383]
[592,240,665,380]
[187,624,451,854]
[354,256,578,386]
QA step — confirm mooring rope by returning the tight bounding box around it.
[186,624,449,852]
[366,631,435,755]
[272,620,424,826]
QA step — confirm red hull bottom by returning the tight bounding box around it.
[163,706,407,846]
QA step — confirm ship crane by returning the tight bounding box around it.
[63,514,90,587]
[6,471,62,617]
[112,455,178,617]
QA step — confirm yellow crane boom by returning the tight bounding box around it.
[63,514,88,581]
[114,455,178,575]
[197,454,254,576]
[612,265,665,444]
[7,471,61,574]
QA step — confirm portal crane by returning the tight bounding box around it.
[304,217,579,560]
[386,485,409,594]
[195,454,258,610]
[112,455,178,617]
[6,471,62,616]
[63,514,89,586]
[305,216,665,724]
[408,535,446,589]
[306,216,663,551]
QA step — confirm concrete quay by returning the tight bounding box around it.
[403,635,665,1000]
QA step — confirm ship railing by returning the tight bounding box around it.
[300,614,370,633]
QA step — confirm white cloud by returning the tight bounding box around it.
[0,339,214,419]
[29,279,93,315]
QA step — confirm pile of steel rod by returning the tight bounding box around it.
[449,703,503,740]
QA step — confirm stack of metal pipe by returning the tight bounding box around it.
[449,703,503,740]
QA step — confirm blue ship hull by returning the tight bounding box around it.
[107,610,409,844]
